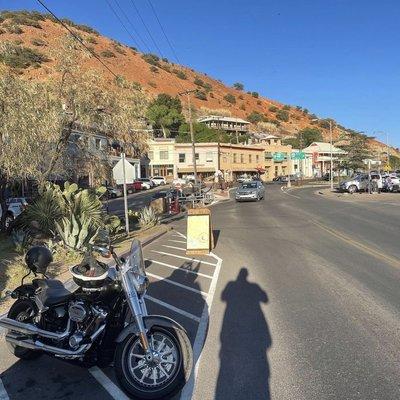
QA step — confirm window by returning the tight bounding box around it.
[159,150,169,160]
[148,151,154,160]
[256,154,259,163]
[195,153,199,160]
[179,153,185,163]
[233,153,237,163]
[249,154,252,163]
[265,152,273,160]
[240,154,244,163]
[206,152,213,162]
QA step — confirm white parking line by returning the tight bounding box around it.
[89,366,130,400]
[146,272,208,297]
[162,244,186,251]
[144,295,201,322]
[146,259,213,279]
[151,250,217,267]
[168,239,186,244]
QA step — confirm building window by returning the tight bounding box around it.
[160,150,169,160]
[94,138,102,150]
[148,151,154,160]
[179,153,185,163]
[195,153,199,160]
[256,154,259,163]
[249,154,252,163]
[233,153,237,163]
[206,152,213,162]
[265,152,272,160]
[240,154,244,163]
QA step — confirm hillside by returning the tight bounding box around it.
[0,10,396,156]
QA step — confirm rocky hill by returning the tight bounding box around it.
[0,10,396,155]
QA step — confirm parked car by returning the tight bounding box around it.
[151,176,167,186]
[235,181,265,202]
[137,178,154,190]
[339,173,383,194]
[0,197,29,228]
[106,187,123,198]
[117,181,142,194]
[237,175,252,183]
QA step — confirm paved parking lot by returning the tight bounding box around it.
[0,230,222,400]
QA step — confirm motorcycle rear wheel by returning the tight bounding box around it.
[115,325,192,399]
[6,299,42,360]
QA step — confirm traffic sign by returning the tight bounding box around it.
[273,152,285,161]
[291,151,305,160]
[112,158,136,184]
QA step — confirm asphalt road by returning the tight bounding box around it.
[182,184,400,400]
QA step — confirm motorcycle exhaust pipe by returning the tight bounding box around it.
[5,324,106,357]
[0,317,71,341]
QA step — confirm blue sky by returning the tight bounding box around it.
[2,0,400,146]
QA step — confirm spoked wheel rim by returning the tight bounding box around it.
[123,330,181,391]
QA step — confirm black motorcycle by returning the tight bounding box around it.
[0,240,193,399]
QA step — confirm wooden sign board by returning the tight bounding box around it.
[186,208,213,255]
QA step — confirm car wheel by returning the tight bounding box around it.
[348,185,357,194]
[111,193,116,199]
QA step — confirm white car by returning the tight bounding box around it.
[138,178,154,190]
[151,176,166,186]
[0,197,28,227]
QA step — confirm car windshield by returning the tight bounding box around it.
[241,183,257,189]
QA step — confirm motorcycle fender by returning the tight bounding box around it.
[116,315,187,343]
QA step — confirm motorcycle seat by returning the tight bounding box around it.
[33,279,74,307]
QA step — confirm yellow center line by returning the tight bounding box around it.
[311,219,400,269]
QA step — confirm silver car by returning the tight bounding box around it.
[235,181,265,202]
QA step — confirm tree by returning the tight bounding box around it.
[224,93,236,104]
[176,123,229,143]
[341,132,372,171]
[233,82,244,90]
[247,111,266,124]
[146,93,184,138]
[276,109,289,122]
[251,92,259,98]
[283,127,322,148]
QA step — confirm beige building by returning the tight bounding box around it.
[254,135,293,181]
[197,116,250,134]
[147,138,176,180]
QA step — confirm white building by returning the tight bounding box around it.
[290,149,313,178]
[197,115,250,134]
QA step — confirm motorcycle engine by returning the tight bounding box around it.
[67,300,107,350]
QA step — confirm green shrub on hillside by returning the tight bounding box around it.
[233,82,244,90]
[150,65,159,73]
[174,70,187,80]
[194,76,204,87]
[142,53,160,66]
[283,105,291,110]
[6,25,23,34]
[224,93,236,104]
[162,57,169,63]
[100,49,115,58]
[203,82,212,92]
[247,111,267,124]
[0,42,49,69]
[31,38,46,47]
[87,36,97,44]
[194,90,207,101]
[251,91,259,98]
[268,105,278,112]
[276,110,289,122]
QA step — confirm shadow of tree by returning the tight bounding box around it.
[216,268,271,399]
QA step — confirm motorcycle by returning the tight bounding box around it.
[0,240,193,399]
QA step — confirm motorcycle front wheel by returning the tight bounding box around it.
[115,326,192,399]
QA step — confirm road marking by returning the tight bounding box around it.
[168,239,186,244]
[180,252,223,400]
[89,367,130,400]
[146,272,208,297]
[0,378,9,400]
[146,259,213,279]
[311,219,400,269]
[280,186,301,199]
[162,244,186,251]
[144,295,201,322]
[151,250,217,266]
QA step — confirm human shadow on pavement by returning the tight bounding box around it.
[215,268,271,400]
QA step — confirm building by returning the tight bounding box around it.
[290,149,313,178]
[197,116,250,134]
[147,138,176,181]
[303,142,346,177]
[174,143,219,179]
[253,135,293,181]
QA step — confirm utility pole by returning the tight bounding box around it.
[179,89,198,189]
[121,152,129,235]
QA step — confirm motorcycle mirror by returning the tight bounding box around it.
[92,245,111,258]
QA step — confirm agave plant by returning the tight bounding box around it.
[138,206,160,230]
[11,229,32,254]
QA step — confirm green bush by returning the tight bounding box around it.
[138,206,160,230]
[251,91,259,98]
[283,105,291,110]
[7,25,23,34]
[303,108,309,114]
[224,93,236,104]
[276,110,289,122]
[87,36,97,44]
[59,17,99,35]
[194,76,204,87]
[233,82,244,90]
[129,46,137,52]
[268,106,278,112]
[0,42,49,69]
[175,70,187,80]
[31,38,46,47]
[150,65,159,73]
[194,90,207,101]
[162,57,169,63]
[142,53,160,66]
[113,44,126,55]
[132,81,142,90]
[100,49,115,58]
[247,111,266,124]
[203,82,212,92]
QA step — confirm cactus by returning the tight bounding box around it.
[138,206,160,230]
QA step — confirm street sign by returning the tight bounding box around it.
[112,158,136,184]
[273,152,285,161]
[291,151,305,160]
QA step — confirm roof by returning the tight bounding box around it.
[198,115,250,124]
[303,142,346,154]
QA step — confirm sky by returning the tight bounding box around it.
[2,0,400,146]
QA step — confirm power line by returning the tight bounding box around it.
[128,0,165,58]
[111,0,151,53]
[146,0,181,64]
[104,0,143,52]
[35,0,119,79]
